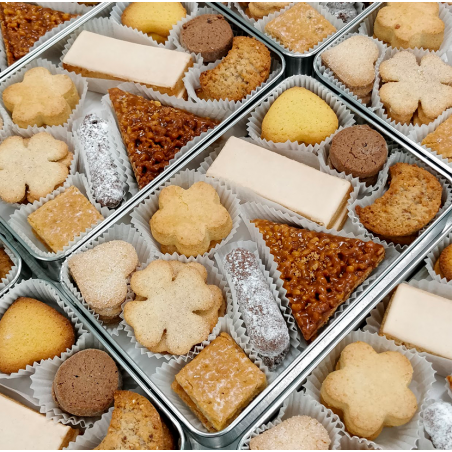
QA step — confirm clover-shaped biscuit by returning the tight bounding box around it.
[68,240,139,321]
[124,260,225,355]
[150,181,233,257]
[320,341,418,440]
[0,132,72,204]
[3,67,80,128]
[379,51,452,125]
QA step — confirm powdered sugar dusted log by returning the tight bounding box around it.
[77,114,124,208]
[223,248,290,370]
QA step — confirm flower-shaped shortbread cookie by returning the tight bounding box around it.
[124,260,224,355]
[0,132,72,203]
[150,181,233,257]
[3,67,80,128]
[379,51,452,125]
[320,341,418,440]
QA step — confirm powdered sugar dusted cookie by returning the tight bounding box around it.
[423,401,452,450]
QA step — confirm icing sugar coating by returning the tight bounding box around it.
[78,114,124,208]
[423,401,452,450]
[325,2,358,23]
[224,248,290,370]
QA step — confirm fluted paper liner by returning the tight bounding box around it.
[60,17,201,95]
[364,279,452,377]
[339,435,378,450]
[0,279,88,380]
[304,330,436,450]
[214,240,300,374]
[61,223,155,337]
[130,169,241,258]
[240,201,399,351]
[102,82,229,195]
[349,151,452,251]
[0,103,12,138]
[120,252,233,362]
[0,242,18,292]
[253,2,346,56]
[8,173,114,258]
[151,315,273,433]
[0,58,88,135]
[425,230,452,286]
[247,75,355,154]
[239,391,343,450]
[72,110,128,207]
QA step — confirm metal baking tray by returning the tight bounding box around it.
[313,2,452,180]
[0,242,188,450]
[215,2,379,77]
[0,1,285,281]
[58,76,452,448]
[0,232,21,298]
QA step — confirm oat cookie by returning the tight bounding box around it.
[246,2,290,20]
[150,181,233,257]
[422,116,452,161]
[320,341,418,440]
[3,67,80,128]
[438,244,452,281]
[0,132,72,204]
[124,260,225,355]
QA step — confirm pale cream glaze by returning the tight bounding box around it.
[62,31,192,89]
[206,137,352,227]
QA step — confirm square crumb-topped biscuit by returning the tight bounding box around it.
[172,332,267,432]
[27,186,103,253]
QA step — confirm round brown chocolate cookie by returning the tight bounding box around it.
[329,125,388,186]
[52,349,121,417]
[180,14,233,62]
[439,244,452,280]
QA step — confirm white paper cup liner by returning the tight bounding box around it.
[61,223,155,337]
[240,201,399,350]
[370,46,452,136]
[130,169,241,258]
[102,81,228,195]
[0,102,12,138]
[254,2,346,56]
[425,229,452,286]
[304,330,436,450]
[72,110,128,208]
[364,279,452,377]
[214,240,300,374]
[0,242,18,292]
[151,315,273,433]
[358,3,452,56]
[0,58,88,135]
[60,17,201,95]
[349,150,452,251]
[8,173,113,259]
[0,278,88,380]
[240,391,343,450]
[316,32,386,107]
[339,435,377,450]
[120,252,233,362]
[247,75,355,154]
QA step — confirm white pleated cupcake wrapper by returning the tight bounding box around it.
[151,315,273,433]
[8,173,113,259]
[247,75,356,155]
[364,279,452,377]
[60,17,201,96]
[358,3,452,56]
[240,391,343,450]
[425,230,452,286]
[240,201,399,350]
[339,435,379,450]
[0,58,88,135]
[304,330,436,450]
[349,150,452,251]
[317,32,386,107]
[120,252,234,362]
[130,169,241,258]
[61,223,155,337]
[214,240,300,375]
[0,242,19,292]
[110,2,198,49]
[198,137,361,232]
[72,110,128,208]
[0,278,88,380]
[101,81,229,196]
[253,2,346,56]
[370,46,452,136]
[0,102,13,138]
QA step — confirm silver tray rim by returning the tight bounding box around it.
[0,232,22,298]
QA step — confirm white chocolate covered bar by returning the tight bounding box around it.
[381,283,452,360]
[206,137,352,229]
[0,392,78,449]
[62,31,192,98]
